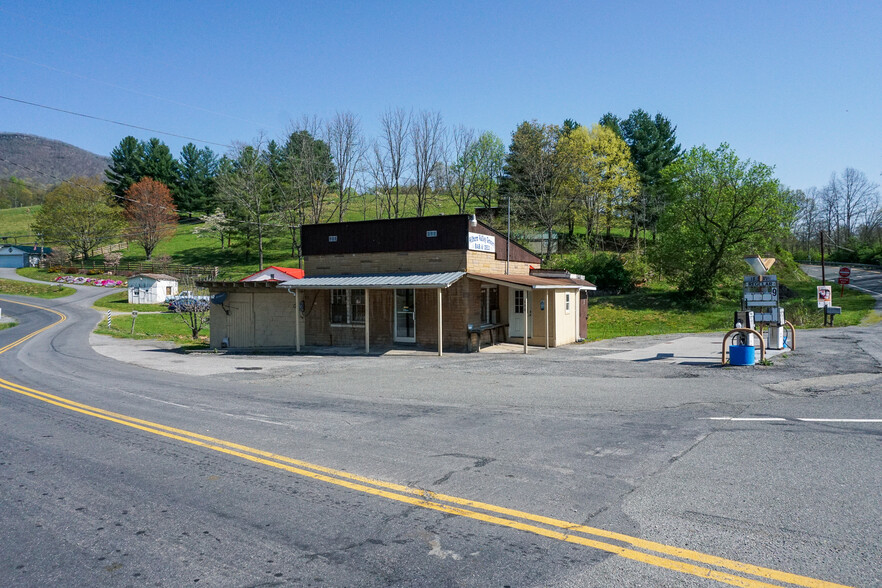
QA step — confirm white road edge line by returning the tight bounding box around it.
[702,417,882,423]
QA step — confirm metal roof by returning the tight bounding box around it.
[468,273,596,290]
[278,271,466,290]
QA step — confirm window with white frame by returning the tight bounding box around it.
[331,289,365,324]
[565,292,571,314]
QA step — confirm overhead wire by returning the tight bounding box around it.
[0,154,302,232]
[0,94,234,149]
[0,52,274,131]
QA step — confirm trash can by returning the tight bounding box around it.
[729,345,756,366]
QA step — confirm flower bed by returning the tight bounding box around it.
[54,276,125,287]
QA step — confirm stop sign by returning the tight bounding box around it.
[839,267,851,278]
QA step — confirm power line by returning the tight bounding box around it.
[0,94,233,149]
[0,52,275,130]
[0,154,300,231]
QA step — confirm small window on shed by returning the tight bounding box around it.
[166,286,172,295]
[565,293,571,314]
[328,235,338,242]
[426,230,437,238]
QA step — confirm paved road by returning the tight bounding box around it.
[1,269,880,586]
[801,264,882,310]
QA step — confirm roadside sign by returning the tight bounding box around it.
[817,285,832,308]
[132,310,139,316]
[839,267,851,278]
[837,277,850,285]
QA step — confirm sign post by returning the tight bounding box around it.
[106,310,111,329]
[838,267,851,298]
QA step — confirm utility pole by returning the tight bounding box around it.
[820,231,825,285]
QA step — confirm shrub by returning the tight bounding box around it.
[66,266,79,274]
[546,250,635,294]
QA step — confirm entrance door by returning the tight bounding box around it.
[394,288,415,343]
[508,289,532,338]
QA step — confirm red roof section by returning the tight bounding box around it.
[241,266,304,282]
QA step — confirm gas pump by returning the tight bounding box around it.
[742,256,787,351]
[733,310,755,346]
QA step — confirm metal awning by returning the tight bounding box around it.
[277,271,466,290]
[467,273,596,290]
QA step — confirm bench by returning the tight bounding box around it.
[467,323,509,352]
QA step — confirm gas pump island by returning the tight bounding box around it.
[725,256,795,365]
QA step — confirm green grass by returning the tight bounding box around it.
[0,321,16,331]
[585,273,876,341]
[0,205,41,239]
[92,290,168,312]
[0,278,75,298]
[94,312,209,346]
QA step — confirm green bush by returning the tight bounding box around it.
[547,250,635,294]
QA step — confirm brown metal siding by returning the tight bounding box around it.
[303,215,470,256]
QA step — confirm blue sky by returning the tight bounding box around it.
[1,1,879,191]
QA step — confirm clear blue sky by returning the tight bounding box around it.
[1,1,879,191]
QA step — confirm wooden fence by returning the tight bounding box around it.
[45,259,219,280]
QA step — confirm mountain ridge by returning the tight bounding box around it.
[0,133,110,187]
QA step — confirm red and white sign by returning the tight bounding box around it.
[839,267,851,278]
[838,277,850,285]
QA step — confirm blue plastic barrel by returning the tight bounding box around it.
[729,345,756,366]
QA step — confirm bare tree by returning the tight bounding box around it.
[215,137,274,269]
[369,108,411,219]
[326,111,366,222]
[830,168,879,239]
[439,125,477,214]
[411,110,445,217]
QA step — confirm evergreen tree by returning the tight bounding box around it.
[177,143,218,214]
[106,136,145,200]
[141,138,179,193]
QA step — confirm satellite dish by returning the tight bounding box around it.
[211,292,228,305]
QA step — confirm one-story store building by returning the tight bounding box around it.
[200,215,595,354]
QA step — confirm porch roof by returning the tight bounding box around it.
[468,273,596,290]
[277,271,466,290]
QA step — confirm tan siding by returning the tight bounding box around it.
[465,250,536,275]
[304,250,467,276]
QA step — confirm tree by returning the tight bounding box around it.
[124,178,178,259]
[467,131,505,210]
[410,110,445,217]
[193,208,233,250]
[601,109,681,238]
[215,140,274,269]
[439,125,477,214]
[141,138,179,193]
[177,143,218,214]
[502,121,571,258]
[106,136,145,200]
[173,278,210,339]
[370,108,411,219]
[653,144,796,296]
[825,168,879,240]
[32,177,125,261]
[326,111,365,222]
[0,176,37,208]
[558,124,639,245]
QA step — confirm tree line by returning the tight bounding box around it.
[25,106,881,297]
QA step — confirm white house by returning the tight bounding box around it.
[240,266,304,282]
[127,273,179,304]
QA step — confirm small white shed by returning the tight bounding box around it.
[127,273,178,304]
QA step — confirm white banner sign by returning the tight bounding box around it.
[817,285,832,308]
[468,232,495,253]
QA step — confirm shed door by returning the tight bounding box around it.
[228,296,254,348]
[579,290,588,340]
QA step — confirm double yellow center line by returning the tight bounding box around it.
[0,298,851,587]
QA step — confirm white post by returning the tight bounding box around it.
[545,291,549,349]
[437,287,443,357]
[294,289,301,352]
[365,289,371,355]
[523,289,528,355]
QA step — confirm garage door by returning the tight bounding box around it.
[0,255,24,268]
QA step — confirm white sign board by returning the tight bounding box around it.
[817,285,832,308]
[468,232,495,253]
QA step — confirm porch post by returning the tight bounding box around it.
[365,289,370,355]
[437,287,443,357]
[545,290,550,349]
[524,290,530,355]
[295,289,301,352]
